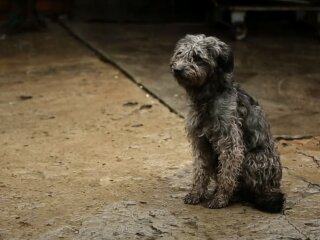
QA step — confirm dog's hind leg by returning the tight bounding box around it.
[241,148,285,213]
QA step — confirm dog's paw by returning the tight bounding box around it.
[206,196,229,209]
[183,193,202,205]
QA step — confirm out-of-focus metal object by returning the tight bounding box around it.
[212,0,320,40]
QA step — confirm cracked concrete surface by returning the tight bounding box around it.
[0,24,319,240]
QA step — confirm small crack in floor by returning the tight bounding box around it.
[283,167,320,210]
[297,151,320,168]
[274,135,314,141]
[284,216,310,240]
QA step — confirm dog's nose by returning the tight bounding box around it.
[173,66,184,75]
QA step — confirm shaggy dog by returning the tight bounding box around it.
[170,34,285,213]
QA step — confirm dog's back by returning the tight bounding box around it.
[236,84,275,151]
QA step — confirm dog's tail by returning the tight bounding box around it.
[243,191,285,213]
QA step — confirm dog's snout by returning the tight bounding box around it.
[174,68,182,74]
[173,66,184,75]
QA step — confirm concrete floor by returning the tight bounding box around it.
[63,21,320,136]
[0,24,319,240]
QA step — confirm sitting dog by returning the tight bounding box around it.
[170,34,285,213]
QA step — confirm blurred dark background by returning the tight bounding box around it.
[0,1,319,23]
[1,0,320,39]
[0,0,212,22]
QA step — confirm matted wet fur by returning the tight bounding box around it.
[170,34,285,213]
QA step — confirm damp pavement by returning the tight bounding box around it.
[0,23,319,240]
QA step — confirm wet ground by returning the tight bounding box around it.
[0,24,319,240]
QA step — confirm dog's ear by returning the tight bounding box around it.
[217,42,234,74]
[205,37,234,74]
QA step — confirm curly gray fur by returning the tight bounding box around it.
[170,34,284,212]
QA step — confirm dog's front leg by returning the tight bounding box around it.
[184,136,213,205]
[207,123,244,209]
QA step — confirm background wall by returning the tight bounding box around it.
[67,0,211,22]
[0,0,74,19]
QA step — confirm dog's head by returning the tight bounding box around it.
[170,34,233,88]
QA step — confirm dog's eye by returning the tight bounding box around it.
[176,51,183,56]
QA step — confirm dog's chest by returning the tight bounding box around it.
[186,104,214,139]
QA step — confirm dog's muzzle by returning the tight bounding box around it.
[172,66,184,77]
